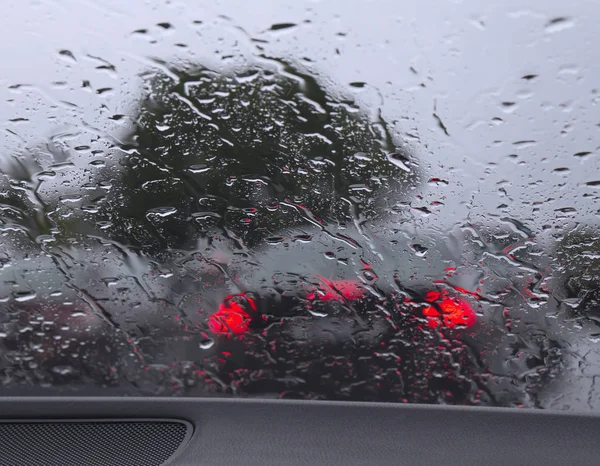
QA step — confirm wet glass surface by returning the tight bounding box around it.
[1,0,600,410]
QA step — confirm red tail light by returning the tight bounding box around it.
[208,296,253,336]
[423,293,476,329]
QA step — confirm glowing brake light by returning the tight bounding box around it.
[208,294,254,335]
[423,292,476,329]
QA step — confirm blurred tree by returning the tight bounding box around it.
[0,152,51,239]
[97,60,417,255]
[554,227,600,324]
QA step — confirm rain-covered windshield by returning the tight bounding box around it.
[1,0,599,410]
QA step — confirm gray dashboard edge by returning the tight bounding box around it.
[0,397,597,465]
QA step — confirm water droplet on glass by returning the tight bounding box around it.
[14,291,36,302]
[545,17,574,33]
[199,339,215,350]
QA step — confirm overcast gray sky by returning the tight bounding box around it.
[1,0,599,236]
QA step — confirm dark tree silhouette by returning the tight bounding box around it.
[554,227,600,324]
[97,60,417,255]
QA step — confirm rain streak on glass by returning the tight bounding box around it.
[0,0,599,410]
